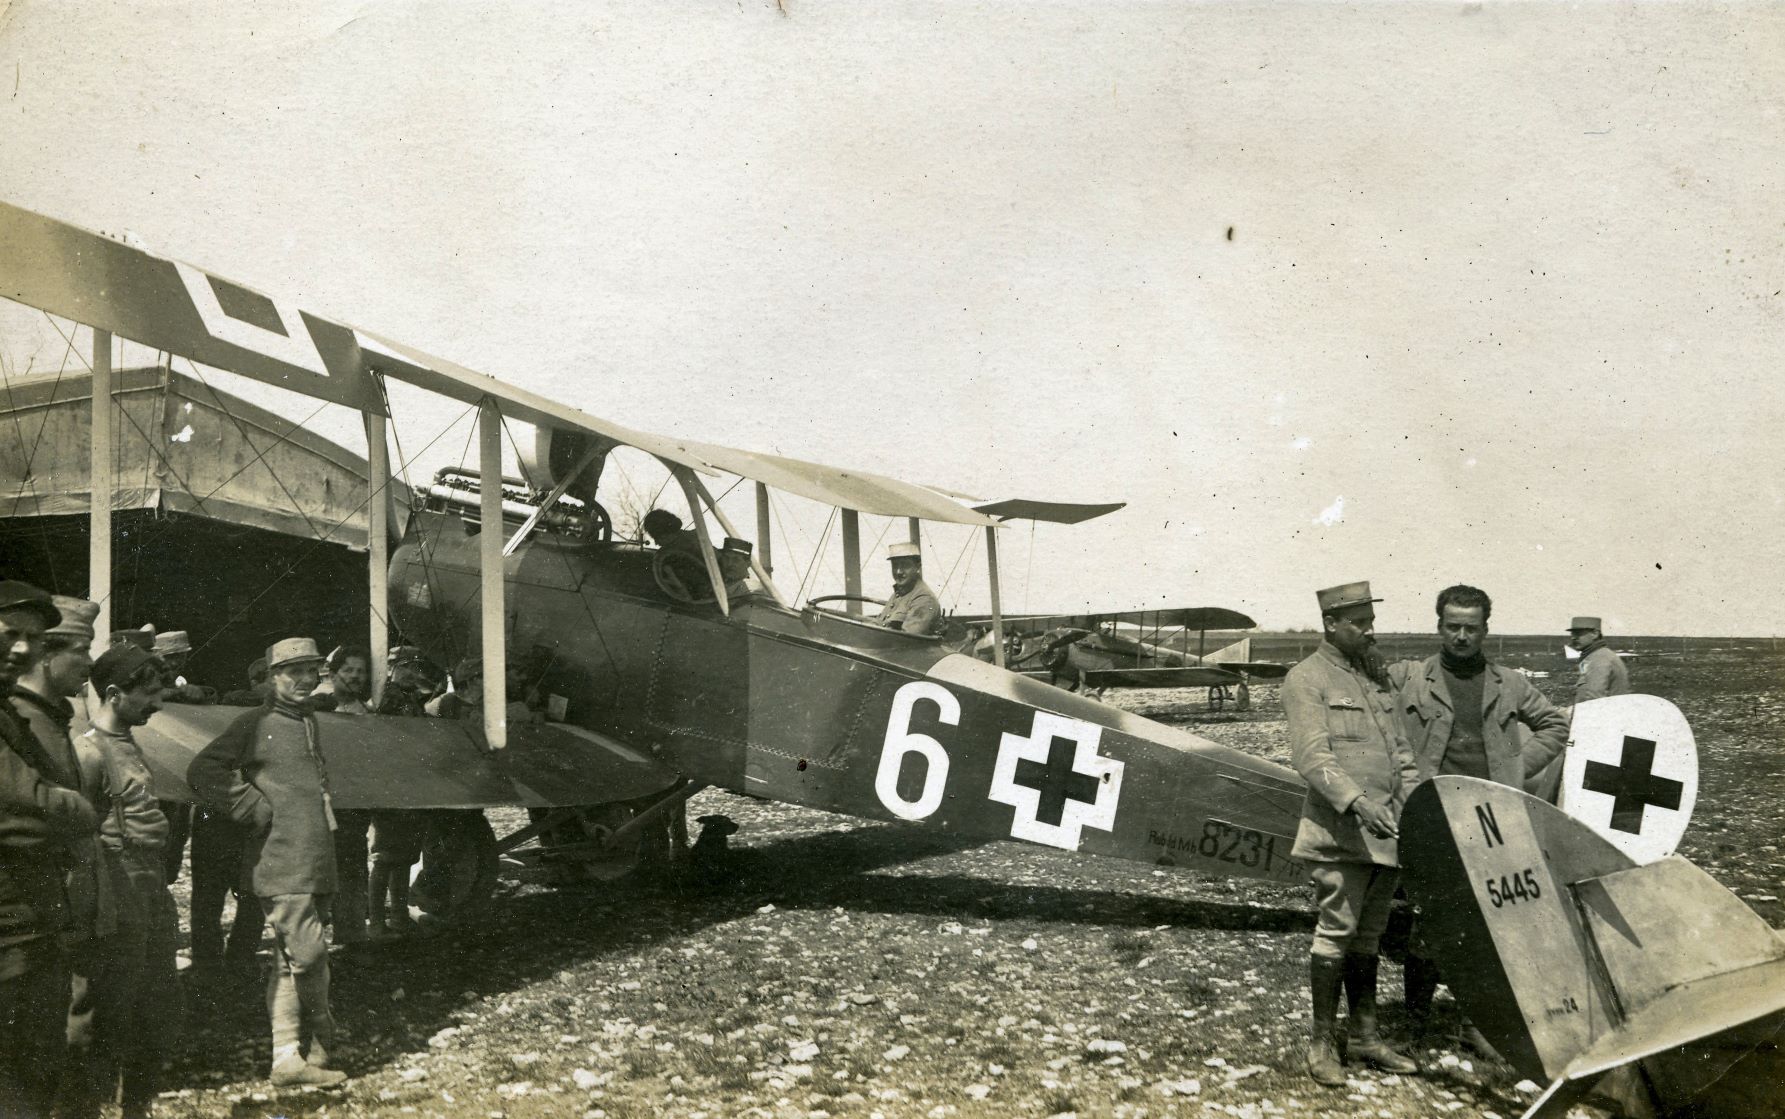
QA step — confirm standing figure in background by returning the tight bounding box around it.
[321,648,373,955]
[1567,615,1630,703]
[187,638,347,1089]
[82,645,183,1119]
[1281,581,1421,1087]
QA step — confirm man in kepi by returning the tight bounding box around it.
[0,582,97,1119]
[1390,585,1569,1055]
[1567,615,1630,704]
[1281,581,1420,1086]
[187,638,346,1089]
[875,542,941,636]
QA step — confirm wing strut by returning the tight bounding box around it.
[985,525,1006,668]
[685,474,788,609]
[365,404,389,709]
[841,510,863,616]
[88,329,113,655]
[669,464,730,617]
[478,400,508,749]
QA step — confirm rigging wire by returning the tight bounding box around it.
[0,348,57,581]
[184,399,474,662]
[794,506,837,607]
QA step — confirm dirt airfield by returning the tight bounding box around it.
[151,646,1784,1119]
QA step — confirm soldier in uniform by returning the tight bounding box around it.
[1281,581,1420,1086]
[82,645,183,1119]
[188,638,347,1089]
[1567,615,1630,704]
[0,582,97,1119]
[875,542,941,636]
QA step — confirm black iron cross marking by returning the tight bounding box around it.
[1013,735,1103,827]
[1581,735,1684,835]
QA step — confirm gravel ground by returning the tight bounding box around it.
[146,648,1783,1119]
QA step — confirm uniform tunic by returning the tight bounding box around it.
[187,705,338,897]
[1282,641,1419,867]
[876,580,942,636]
[1574,642,1630,704]
[1390,655,1569,790]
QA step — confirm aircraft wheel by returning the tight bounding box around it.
[411,809,499,920]
[529,798,687,884]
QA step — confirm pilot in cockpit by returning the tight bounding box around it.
[875,543,941,636]
[642,509,704,558]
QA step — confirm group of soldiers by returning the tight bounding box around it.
[0,577,491,1116]
[1283,579,1628,1086]
[2,557,1634,1112]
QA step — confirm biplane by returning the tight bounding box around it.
[0,200,1312,910]
[962,606,1288,700]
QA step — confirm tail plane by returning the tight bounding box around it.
[1401,777,1785,1119]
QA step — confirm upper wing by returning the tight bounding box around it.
[0,201,1002,525]
[137,705,681,810]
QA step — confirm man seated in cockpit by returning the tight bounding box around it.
[876,543,941,636]
[643,509,704,558]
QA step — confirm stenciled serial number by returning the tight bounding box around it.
[1485,867,1543,908]
[1150,820,1280,870]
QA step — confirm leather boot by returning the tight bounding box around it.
[1344,954,1418,1073]
[1403,953,1442,1039]
[1306,956,1347,1087]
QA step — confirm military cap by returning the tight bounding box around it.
[0,580,61,628]
[1567,616,1602,632]
[887,542,922,562]
[1315,581,1381,614]
[110,625,156,651]
[152,630,193,657]
[46,595,98,642]
[266,637,325,671]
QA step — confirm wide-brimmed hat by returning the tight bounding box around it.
[1316,581,1381,614]
[46,596,98,642]
[0,580,61,629]
[266,637,325,671]
[1567,616,1602,633]
[887,542,922,562]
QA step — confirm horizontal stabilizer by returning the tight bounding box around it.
[1556,956,1785,1083]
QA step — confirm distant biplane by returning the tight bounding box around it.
[960,606,1288,702]
[0,200,1311,909]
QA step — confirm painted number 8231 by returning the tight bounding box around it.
[1484,867,1542,908]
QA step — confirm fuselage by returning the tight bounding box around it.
[389,509,1308,883]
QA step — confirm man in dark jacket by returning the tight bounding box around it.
[1389,585,1570,1053]
[0,581,97,1119]
[187,637,346,1089]
[1281,580,1420,1086]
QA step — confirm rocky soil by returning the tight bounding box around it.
[150,648,1783,1119]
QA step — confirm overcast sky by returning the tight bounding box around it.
[1,2,1780,635]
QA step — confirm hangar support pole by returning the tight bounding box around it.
[89,330,112,652]
[479,400,507,750]
[364,407,389,710]
[841,509,862,615]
